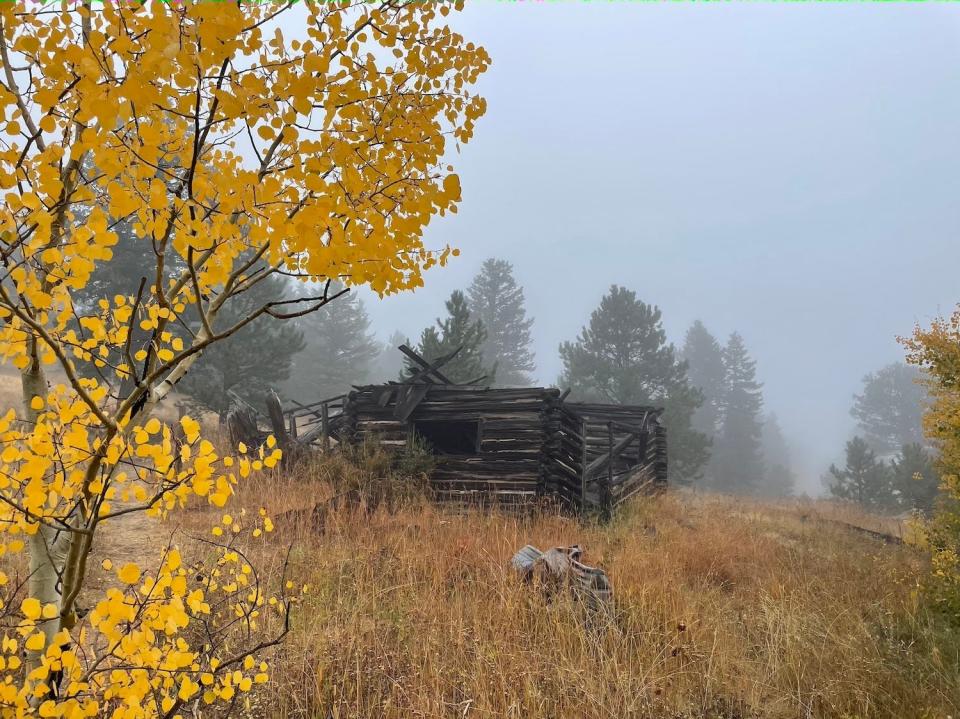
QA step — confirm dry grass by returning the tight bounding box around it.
[166,452,960,719]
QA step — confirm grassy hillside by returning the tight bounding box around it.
[168,454,960,719]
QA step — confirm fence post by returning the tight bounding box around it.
[580,418,588,512]
[288,411,298,439]
[603,421,614,520]
[321,402,330,452]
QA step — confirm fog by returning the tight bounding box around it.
[344,4,960,493]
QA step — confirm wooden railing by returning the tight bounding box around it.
[281,394,347,450]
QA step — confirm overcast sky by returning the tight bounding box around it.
[356,3,960,491]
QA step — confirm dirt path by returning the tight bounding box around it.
[81,501,174,606]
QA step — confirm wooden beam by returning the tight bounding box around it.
[399,344,455,384]
[394,384,430,422]
[584,431,637,477]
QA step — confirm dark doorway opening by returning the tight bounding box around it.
[413,420,480,455]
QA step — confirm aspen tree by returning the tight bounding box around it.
[0,1,488,713]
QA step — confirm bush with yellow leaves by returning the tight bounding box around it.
[902,304,960,619]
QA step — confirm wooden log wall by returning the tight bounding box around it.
[562,403,667,512]
[542,405,586,507]
[344,385,560,503]
[340,388,668,510]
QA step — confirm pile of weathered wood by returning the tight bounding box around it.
[511,543,613,610]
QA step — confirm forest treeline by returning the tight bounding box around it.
[80,225,932,505]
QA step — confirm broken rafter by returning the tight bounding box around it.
[400,344,463,386]
[398,344,454,384]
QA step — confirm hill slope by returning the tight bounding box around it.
[192,463,959,719]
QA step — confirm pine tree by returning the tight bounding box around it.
[72,221,306,416]
[891,443,939,513]
[406,290,495,384]
[177,271,306,419]
[558,285,709,482]
[851,363,927,454]
[682,321,726,439]
[466,258,535,386]
[712,332,765,494]
[759,413,795,497]
[825,436,895,511]
[71,218,190,392]
[72,220,183,312]
[282,284,380,400]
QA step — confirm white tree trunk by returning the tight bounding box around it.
[21,359,68,671]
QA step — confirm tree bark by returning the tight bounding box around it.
[21,343,68,673]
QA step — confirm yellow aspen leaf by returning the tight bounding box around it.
[179,676,200,700]
[118,563,141,585]
[443,173,462,201]
[29,396,44,410]
[20,597,41,620]
[24,633,45,652]
[181,416,200,443]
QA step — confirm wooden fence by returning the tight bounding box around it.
[281,394,347,450]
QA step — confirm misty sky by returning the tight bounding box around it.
[353,3,960,491]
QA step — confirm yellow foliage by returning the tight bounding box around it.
[0,0,487,715]
[902,304,960,618]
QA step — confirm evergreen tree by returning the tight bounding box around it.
[282,284,380,400]
[72,220,185,312]
[405,290,495,384]
[851,363,926,454]
[712,332,765,494]
[825,436,895,511]
[71,217,306,416]
[681,320,726,439]
[71,218,189,393]
[759,413,795,497]
[466,258,535,386]
[558,285,709,482]
[891,443,939,514]
[178,271,306,419]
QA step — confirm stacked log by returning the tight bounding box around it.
[338,386,668,512]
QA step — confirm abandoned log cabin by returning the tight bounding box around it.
[283,346,668,512]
